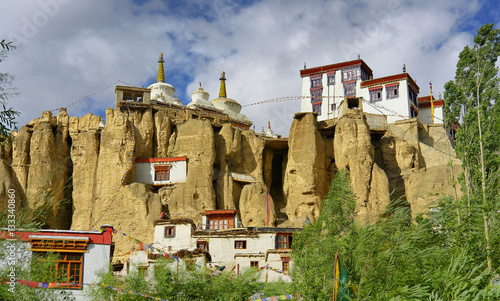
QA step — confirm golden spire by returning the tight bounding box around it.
[218,71,227,98]
[157,53,165,83]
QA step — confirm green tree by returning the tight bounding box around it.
[0,39,20,142]
[443,23,500,273]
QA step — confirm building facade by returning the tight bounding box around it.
[300,59,427,124]
[0,225,114,301]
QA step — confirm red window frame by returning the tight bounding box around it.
[276,233,292,249]
[164,226,175,238]
[234,240,247,249]
[154,165,171,181]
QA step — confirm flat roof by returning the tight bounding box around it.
[300,59,373,77]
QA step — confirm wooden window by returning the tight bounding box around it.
[197,241,209,251]
[312,103,322,115]
[342,67,359,82]
[327,73,335,85]
[343,82,356,96]
[386,84,399,99]
[369,88,382,102]
[164,226,175,238]
[282,261,289,272]
[310,74,322,88]
[235,240,247,249]
[35,252,83,289]
[138,266,148,277]
[310,87,323,103]
[276,233,292,249]
[154,165,171,181]
[250,261,259,269]
[208,217,233,229]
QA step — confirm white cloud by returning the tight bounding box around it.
[0,0,486,135]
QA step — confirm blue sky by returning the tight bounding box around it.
[1,0,498,135]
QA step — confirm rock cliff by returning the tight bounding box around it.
[0,105,461,255]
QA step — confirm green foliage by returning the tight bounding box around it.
[0,39,20,142]
[291,169,356,300]
[87,258,289,301]
[292,168,500,300]
[444,23,500,274]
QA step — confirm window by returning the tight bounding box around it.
[209,218,231,230]
[250,261,259,269]
[410,106,418,118]
[369,88,382,102]
[164,226,175,238]
[408,86,417,106]
[343,82,356,96]
[197,241,209,251]
[282,257,290,272]
[235,240,247,249]
[154,165,171,181]
[310,87,323,103]
[312,103,322,115]
[35,252,83,289]
[327,72,335,85]
[386,84,399,99]
[276,233,292,249]
[138,266,148,277]
[310,74,322,88]
[331,103,336,111]
[342,67,359,82]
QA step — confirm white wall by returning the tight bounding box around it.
[153,223,195,252]
[134,160,187,185]
[419,106,443,124]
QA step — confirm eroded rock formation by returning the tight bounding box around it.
[0,105,461,255]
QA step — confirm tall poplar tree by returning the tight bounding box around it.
[443,23,500,272]
[0,39,20,142]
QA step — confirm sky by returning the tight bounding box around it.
[1,0,499,136]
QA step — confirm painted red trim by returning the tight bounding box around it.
[326,71,336,75]
[368,86,382,91]
[419,100,444,108]
[204,209,238,215]
[418,95,436,102]
[300,59,373,77]
[343,80,356,85]
[136,156,187,163]
[0,228,113,245]
[361,73,419,93]
[385,83,400,88]
[310,87,323,91]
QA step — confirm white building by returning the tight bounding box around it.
[300,59,422,124]
[144,211,299,282]
[417,95,444,124]
[134,156,187,185]
[0,225,114,301]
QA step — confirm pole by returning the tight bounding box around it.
[266,189,269,226]
[429,82,435,123]
[332,250,339,301]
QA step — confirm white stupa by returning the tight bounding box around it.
[210,71,251,125]
[187,82,218,111]
[148,53,182,106]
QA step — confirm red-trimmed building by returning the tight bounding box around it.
[134,156,187,185]
[300,59,424,124]
[418,95,444,124]
[0,225,113,300]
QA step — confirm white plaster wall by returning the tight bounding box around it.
[360,80,411,124]
[419,107,443,124]
[153,224,195,252]
[208,233,275,266]
[83,244,111,284]
[134,160,187,185]
[300,76,312,113]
